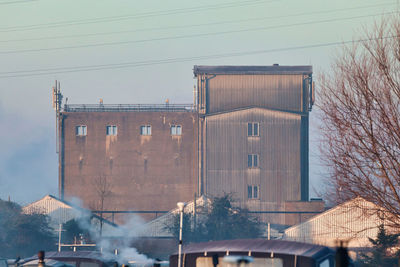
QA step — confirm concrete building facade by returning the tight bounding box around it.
[58,105,198,219]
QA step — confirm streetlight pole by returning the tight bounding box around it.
[177,202,186,267]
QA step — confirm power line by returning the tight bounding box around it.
[0,35,395,78]
[0,11,395,55]
[0,0,273,32]
[0,0,36,5]
[0,2,395,44]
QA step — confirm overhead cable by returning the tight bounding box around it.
[0,0,36,5]
[0,35,396,78]
[0,2,395,43]
[0,0,273,32]
[0,11,396,55]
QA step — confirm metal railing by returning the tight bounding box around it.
[63,104,195,112]
[92,210,169,223]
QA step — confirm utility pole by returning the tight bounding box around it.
[56,223,65,252]
[177,202,186,267]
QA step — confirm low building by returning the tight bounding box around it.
[283,197,391,248]
[23,195,120,238]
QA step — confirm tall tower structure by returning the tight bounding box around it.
[194,65,314,209]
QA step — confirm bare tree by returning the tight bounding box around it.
[319,15,400,227]
[92,174,113,236]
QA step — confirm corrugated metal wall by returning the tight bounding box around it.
[23,195,119,237]
[206,74,305,114]
[23,195,77,226]
[205,108,301,203]
[284,198,383,247]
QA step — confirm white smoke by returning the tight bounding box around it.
[68,197,153,265]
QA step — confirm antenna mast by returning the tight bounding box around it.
[52,80,63,153]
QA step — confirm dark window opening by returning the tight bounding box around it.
[106,125,117,136]
[247,122,259,136]
[248,185,259,199]
[76,125,87,136]
[171,125,182,135]
[140,125,151,135]
[247,154,259,168]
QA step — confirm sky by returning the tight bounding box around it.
[0,0,396,205]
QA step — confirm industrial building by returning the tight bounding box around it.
[57,104,198,219]
[283,197,397,260]
[55,65,322,225]
[23,195,119,237]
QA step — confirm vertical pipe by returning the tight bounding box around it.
[300,115,309,201]
[194,193,197,233]
[59,114,65,200]
[199,118,204,195]
[58,224,62,252]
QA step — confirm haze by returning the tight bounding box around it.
[0,0,395,204]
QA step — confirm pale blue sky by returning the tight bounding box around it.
[0,0,396,204]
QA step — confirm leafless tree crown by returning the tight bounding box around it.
[319,15,400,227]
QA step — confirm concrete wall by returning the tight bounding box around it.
[60,111,198,222]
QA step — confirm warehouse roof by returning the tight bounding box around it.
[193,65,312,76]
[23,195,120,236]
[171,239,332,260]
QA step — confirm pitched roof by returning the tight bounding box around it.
[23,195,118,232]
[284,197,378,234]
[283,197,387,248]
[140,196,211,237]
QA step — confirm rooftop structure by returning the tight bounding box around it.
[193,65,313,75]
[63,103,194,113]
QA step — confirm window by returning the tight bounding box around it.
[106,125,117,136]
[248,185,259,199]
[247,154,259,168]
[140,125,152,135]
[170,125,182,135]
[247,122,259,136]
[75,125,87,136]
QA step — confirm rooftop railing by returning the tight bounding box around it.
[63,103,195,112]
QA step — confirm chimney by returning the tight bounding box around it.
[38,251,45,267]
